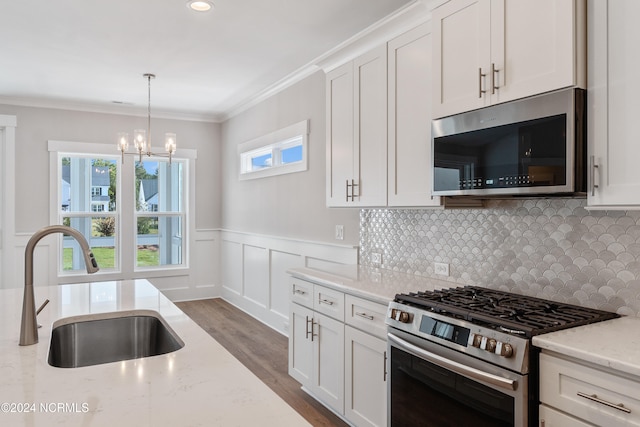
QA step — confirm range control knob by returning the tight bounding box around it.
[496,342,514,358]
[470,333,483,348]
[389,309,411,323]
[486,339,497,353]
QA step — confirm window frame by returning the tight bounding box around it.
[238,119,309,180]
[48,140,196,280]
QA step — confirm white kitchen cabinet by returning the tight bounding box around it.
[289,281,345,413]
[539,352,640,427]
[539,405,593,427]
[387,22,441,207]
[432,0,585,119]
[288,303,314,386]
[345,326,387,427]
[326,45,387,207]
[587,0,640,208]
[289,279,388,426]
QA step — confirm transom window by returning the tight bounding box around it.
[238,120,309,179]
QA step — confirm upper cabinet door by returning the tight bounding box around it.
[388,23,441,207]
[326,62,354,207]
[492,0,582,104]
[353,45,388,207]
[433,0,491,118]
[326,46,388,207]
[433,0,585,119]
[588,0,640,207]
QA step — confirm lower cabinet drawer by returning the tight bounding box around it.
[314,284,345,322]
[291,279,313,309]
[345,294,387,340]
[539,352,640,427]
[539,404,593,427]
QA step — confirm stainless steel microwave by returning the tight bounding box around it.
[432,88,586,197]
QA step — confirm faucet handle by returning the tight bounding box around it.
[36,299,50,315]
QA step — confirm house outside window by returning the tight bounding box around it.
[49,140,195,277]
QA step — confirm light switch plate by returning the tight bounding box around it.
[335,225,344,240]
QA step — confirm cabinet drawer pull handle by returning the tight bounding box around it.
[577,392,631,414]
[478,67,486,98]
[355,312,374,320]
[293,289,307,295]
[319,298,335,306]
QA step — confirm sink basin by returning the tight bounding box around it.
[48,310,184,368]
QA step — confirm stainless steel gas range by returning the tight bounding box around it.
[385,286,619,427]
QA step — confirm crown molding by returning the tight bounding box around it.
[222,0,441,121]
[0,96,223,123]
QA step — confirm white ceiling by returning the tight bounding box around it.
[0,0,414,122]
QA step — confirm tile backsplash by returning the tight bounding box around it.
[360,198,640,316]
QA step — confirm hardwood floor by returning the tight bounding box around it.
[175,298,348,427]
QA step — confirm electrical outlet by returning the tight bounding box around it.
[335,225,344,240]
[434,262,450,276]
[371,252,382,265]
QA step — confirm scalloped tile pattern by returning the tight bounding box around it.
[360,199,640,316]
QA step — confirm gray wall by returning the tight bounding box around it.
[0,104,221,233]
[220,70,359,245]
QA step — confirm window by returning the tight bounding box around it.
[59,156,118,271]
[49,141,195,277]
[238,120,308,180]
[135,160,184,268]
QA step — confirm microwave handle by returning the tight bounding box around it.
[388,332,516,391]
[590,156,599,196]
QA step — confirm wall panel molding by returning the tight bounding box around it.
[219,229,358,334]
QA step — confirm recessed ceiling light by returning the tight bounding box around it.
[187,0,214,12]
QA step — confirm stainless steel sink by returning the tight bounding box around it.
[48,310,184,368]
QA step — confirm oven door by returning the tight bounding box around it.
[388,329,527,427]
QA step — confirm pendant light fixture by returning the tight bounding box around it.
[117,73,176,164]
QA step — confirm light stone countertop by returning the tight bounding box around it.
[533,316,640,378]
[287,264,458,305]
[0,280,310,427]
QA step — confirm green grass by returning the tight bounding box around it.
[63,247,160,270]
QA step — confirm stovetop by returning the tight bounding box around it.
[394,286,619,338]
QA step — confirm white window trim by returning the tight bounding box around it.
[48,140,197,280]
[238,119,309,180]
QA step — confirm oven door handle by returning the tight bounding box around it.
[388,333,517,392]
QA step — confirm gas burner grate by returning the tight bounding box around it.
[395,285,619,337]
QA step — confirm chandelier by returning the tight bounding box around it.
[117,73,176,164]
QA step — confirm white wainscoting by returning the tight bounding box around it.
[219,230,359,335]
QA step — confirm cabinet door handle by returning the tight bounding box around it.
[310,318,317,342]
[346,179,359,201]
[383,350,388,382]
[345,179,350,202]
[293,288,307,296]
[355,311,374,321]
[590,155,600,196]
[491,63,499,94]
[319,298,335,306]
[577,392,631,414]
[478,68,486,98]
[305,316,312,340]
